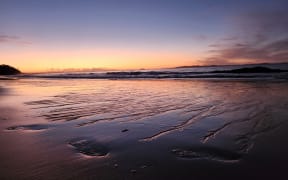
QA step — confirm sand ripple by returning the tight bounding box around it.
[6,124,52,131]
[22,80,288,158]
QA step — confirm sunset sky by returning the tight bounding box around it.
[1,0,288,72]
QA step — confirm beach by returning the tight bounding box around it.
[1,78,288,179]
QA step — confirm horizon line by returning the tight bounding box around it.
[16,61,288,74]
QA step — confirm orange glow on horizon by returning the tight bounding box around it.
[1,48,201,73]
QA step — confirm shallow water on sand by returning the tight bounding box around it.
[1,79,288,179]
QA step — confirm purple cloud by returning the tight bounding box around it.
[201,10,288,65]
[0,35,32,45]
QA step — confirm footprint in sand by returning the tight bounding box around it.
[68,137,109,157]
[171,146,242,163]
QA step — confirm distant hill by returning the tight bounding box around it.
[0,64,21,75]
[212,66,288,73]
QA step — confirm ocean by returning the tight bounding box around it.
[20,63,288,79]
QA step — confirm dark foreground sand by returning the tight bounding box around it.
[1,78,288,180]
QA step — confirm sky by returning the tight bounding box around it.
[1,0,288,72]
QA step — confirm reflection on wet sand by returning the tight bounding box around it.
[1,79,288,179]
[23,80,288,154]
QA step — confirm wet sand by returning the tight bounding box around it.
[1,78,288,179]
